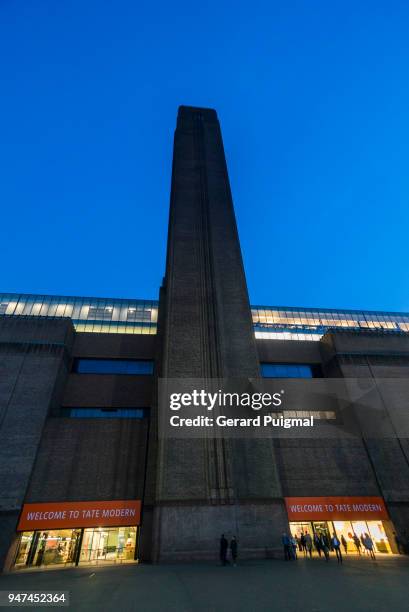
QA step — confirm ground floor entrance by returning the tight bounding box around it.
[14,526,138,570]
[289,520,394,554]
[285,495,397,555]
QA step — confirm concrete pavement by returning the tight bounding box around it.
[1,555,408,611]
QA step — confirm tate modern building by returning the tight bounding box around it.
[1,107,408,572]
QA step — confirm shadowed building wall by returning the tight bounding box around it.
[0,318,74,569]
[320,331,409,540]
[0,318,155,570]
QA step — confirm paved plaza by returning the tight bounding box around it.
[1,555,408,611]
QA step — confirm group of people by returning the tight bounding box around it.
[282,530,376,562]
[219,528,404,565]
[219,535,238,566]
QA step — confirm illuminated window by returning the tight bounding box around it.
[61,407,148,418]
[87,306,113,320]
[261,364,314,378]
[272,411,336,420]
[73,359,154,375]
[127,307,151,322]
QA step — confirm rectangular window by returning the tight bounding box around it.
[127,308,151,322]
[61,408,148,418]
[73,359,154,375]
[87,306,113,320]
[272,410,336,420]
[0,303,8,315]
[261,363,314,378]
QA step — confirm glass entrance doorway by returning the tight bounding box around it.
[350,521,391,554]
[14,526,138,570]
[78,526,137,565]
[14,529,81,568]
[290,520,393,554]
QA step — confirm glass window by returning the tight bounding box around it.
[14,532,34,567]
[127,307,152,322]
[79,527,137,564]
[261,363,314,378]
[0,294,160,335]
[88,306,114,320]
[61,408,147,418]
[32,530,81,567]
[73,359,154,375]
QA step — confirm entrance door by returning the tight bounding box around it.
[289,522,312,539]
[79,527,137,565]
[333,521,355,553]
[366,521,391,553]
[79,528,107,563]
[312,522,330,539]
[32,530,81,567]
[351,520,391,554]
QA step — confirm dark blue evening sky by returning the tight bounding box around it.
[1,1,409,311]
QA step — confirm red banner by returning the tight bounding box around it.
[17,500,141,532]
[285,496,388,521]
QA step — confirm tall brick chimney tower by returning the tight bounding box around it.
[146,106,287,561]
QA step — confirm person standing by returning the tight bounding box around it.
[230,536,238,566]
[295,534,301,553]
[220,534,228,566]
[35,541,46,566]
[290,535,298,560]
[305,532,313,558]
[394,532,403,555]
[300,533,307,556]
[341,535,348,555]
[353,534,362,555]
[363,534,376,560]
[331,533,343,564]
[314,533,322,557]
[282,533,291,561]
[320,534,330,561]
